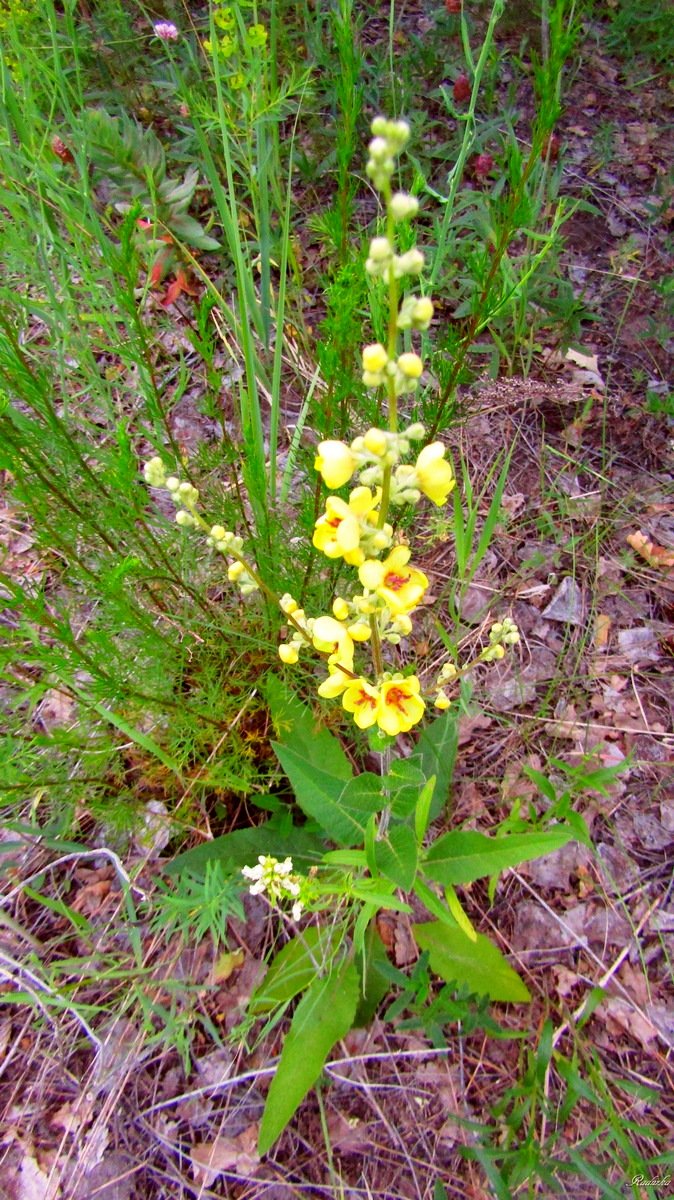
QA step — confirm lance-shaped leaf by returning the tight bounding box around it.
[423,827,577,885]
[258,959,359,1155]
[413,921,530,1003]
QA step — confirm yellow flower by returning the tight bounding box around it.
[414,443,455,506]
[342,679,381,729]
[312,616,354,668]
[362,343,388,374]
[314,440,355,489]
[219,33,236,56]
[313,488,377,565]
[358,545,428,614]
[228,71,247,89]
[317,663,353,698]
[378,676,425,735]
[279,643,299,664]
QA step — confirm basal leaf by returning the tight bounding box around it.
[413,921,530,1003]
[423,827,577,885]
[258,959,359,1155]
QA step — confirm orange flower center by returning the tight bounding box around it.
[357,688,378,709]
[386,686,410,712]
[384,571,409,591]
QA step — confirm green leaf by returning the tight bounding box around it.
[444,884,477,941]
[265,677,352,782]
[414,776,436,845]
[386,757,426,819]
[423,827,577,885]
[272,745,382,846]
[258,959,359,1155]
[410,709,458,819]
[250,927,341,1014]
[374,823,418,890]
[164,815,323,878]
[413,921,530,1003]
[354,922,390,1027]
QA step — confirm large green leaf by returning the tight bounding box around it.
[413,921,530,1003]
[423,826,577,885]
[265,677,352,781]
[258,959,359,1155]
[164,815,323,878]
[374,823,418,890]
[410,709,458,819]
[353,922,390,1027]
[272,744,383,846]
[250,926,341,1014]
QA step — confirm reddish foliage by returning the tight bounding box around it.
[51,136,74,164]
[453,73,472,103]
[472,152,494,179]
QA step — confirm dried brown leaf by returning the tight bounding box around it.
[190,1125,259,1186]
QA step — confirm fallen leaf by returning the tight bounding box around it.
[541,577,585,625]
[212,947,245,983]
[594,613,611,650]
[599,997,658,1049]
[564,347,604,389]
[626,530,674,571]
[18,1155,61,1200]
[190,1125,259,1186]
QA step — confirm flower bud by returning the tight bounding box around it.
[394,248,425,277]
[165,476,180,492]
[279,643,299,664]
[362,343,388,374]
[363,427,388,456]
[280,592,299,614]
[368,136,388,160]
[412,297,434,327]
[332,597,350,621]
[175,509,194,526]
[143,457,166,487]
[210,524,227,541]
[434,691,451,710]
[406,422,426,440]
[368,236,392,262]
[389,192,419,221]
[397,352,423,379]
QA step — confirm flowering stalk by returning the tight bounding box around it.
[142,117,521,745]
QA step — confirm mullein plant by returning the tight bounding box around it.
[143,119,585,1155]
[144,117,520,740]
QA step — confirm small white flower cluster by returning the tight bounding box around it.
[241,855,304,922]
